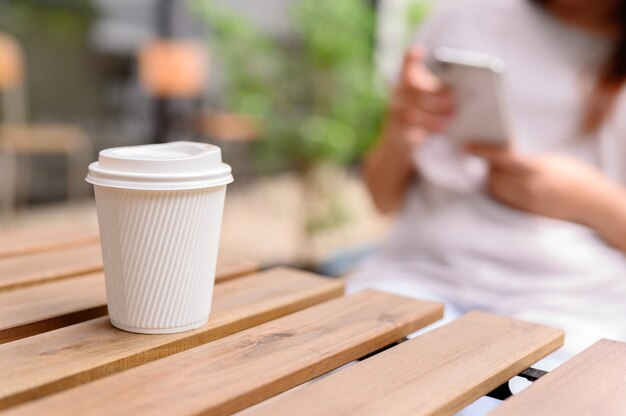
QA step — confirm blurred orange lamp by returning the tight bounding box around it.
[0,33,24,89]
[138,40,207,99]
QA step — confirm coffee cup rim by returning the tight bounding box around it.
[86,141,234,190]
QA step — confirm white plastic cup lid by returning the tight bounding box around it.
[86,141,234,190]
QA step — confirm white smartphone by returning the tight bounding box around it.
[431,47,513,146]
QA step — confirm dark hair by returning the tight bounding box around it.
[531,0,626,132]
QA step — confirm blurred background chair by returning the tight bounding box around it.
[0,32,91,222]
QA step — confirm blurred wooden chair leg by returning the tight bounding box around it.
[0,149,17,224]
[17,153,31,207]
[67,151,83,201]
[66,135,92,202]
[3,84,27,125]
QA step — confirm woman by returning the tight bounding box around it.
[349,0,626,361]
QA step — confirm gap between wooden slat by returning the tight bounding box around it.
[0,267,343,410]
[0,232,99,259]
[0,244,103,293]
[0,256,259,344]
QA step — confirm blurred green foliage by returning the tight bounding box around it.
[191,0,434,243]
[191,0,387,170]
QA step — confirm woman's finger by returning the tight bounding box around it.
[400,85,455,115]
[400,46,426,87]
[390,100,450,132]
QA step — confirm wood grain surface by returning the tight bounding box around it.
[0,244,103,292]
[247,310,564,416]
[0,230,99,259]
[0,258,259,344]
[213,257,259,282]
[0,273,105,344]
[5,290,443,416]
[0,242,258,293]
[491,339,626,416]
[0,267,343,410]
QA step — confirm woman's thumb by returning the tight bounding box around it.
[401,45,426,83]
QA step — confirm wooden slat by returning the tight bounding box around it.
[0,244,103,292]
[0,258,259,344]
[0,267,343,410]
[492,339,626,416]
[214,257,259,282]
[0,230,98,259]
[0,241,257,293]
[5,290,443,416]
[0,273,105,344]
[246,310,564,416]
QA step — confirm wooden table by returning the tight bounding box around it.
[0,233,625,415]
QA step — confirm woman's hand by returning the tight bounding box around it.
[467,143,626,251]
[466,144,604,222]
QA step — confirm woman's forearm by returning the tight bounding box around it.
[363,121,421,214]
[364,46,452,214]
[584,182,626,253]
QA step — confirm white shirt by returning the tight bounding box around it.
[349,0,626,356]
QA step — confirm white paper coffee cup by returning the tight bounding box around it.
[86,141,233,334]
